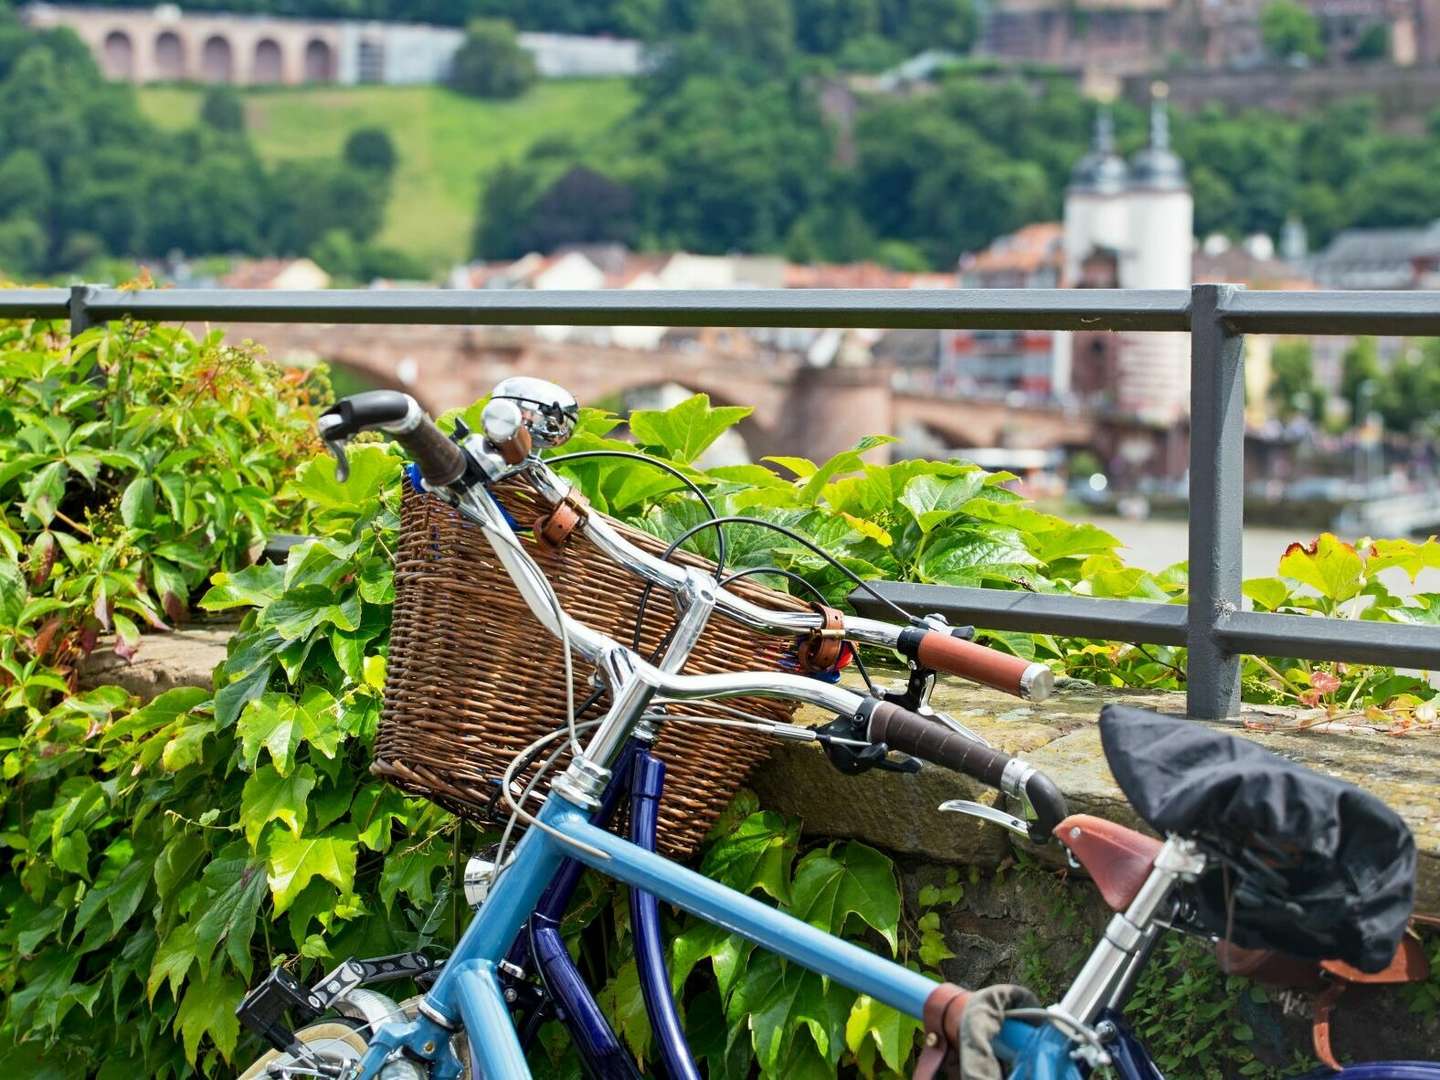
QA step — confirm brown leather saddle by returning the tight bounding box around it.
[1062,813,1433,1071]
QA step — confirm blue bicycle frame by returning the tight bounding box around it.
[354,781,1059,1079]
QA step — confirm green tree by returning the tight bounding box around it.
[794,0,880,55]
[1267,340,1322,420]
[344,126,398,176]
[1259,0,1325,62]
[1341,336,1382,424]
[447,18,537,99]
[472,160,538,258]
[1376,341,1440,434]
[0,148,49,222]
[696,0,795,68]
[896,0,977,52]
[0,216,46,277]
[200,85,246,133]
[1348,21,1388,61]
[1345,161,1440,229]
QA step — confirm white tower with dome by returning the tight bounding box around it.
[1057,89,1194,421]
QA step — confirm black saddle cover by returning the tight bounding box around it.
[1099,704,1415,972]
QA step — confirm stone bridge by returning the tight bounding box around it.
[231,321,1127,465]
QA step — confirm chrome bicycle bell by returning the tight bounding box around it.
[484,376,579,450]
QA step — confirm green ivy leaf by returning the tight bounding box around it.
[629,394,753,464]
[199,564,285,612]
[147,922,197,1002]
[378,836,451,910]
[175,972,242,1063]
[1367,537,1440,583]
[265,833,357,915]
[790,842,900,954]
[288,446,401,511]
[265,584,362,639]
[193,857,268,981]
[237,688,341,776]
[215,660,274,730]
[240,763,317,846]
[1278,533,1364,602]
[119,476,156,528]
[597,960,652,1066]
[1242,577,1291,611]
[698,811,799,905]
[727,952,853,1071]
[846,993,924,1075]
[898,472,987,533]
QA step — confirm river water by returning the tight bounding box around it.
[1073,513,1438,598]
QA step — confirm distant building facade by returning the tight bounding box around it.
[977,0,1433,80]
[21,3,645,86]
[948,223,1065,395]
[1308,221,1440,289]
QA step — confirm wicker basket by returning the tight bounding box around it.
[374,478,811,859]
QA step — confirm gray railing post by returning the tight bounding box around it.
[68,283,94,338]
[1186,283,1246,719]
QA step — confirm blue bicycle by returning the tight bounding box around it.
[238,380,1435,1079]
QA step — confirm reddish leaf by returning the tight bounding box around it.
[1299,689,1322,706]
[29,532,56,590]
[1310,671,1341,694]
[115,636,139,661]
[32,617,62,659]
[78,626,99,656]
[162,590,187,623]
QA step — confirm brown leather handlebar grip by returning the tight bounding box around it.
[915,630,1053,701]
[865,700,1013,787]
[398,415,467,488]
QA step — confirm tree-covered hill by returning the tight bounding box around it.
[138,81,638,272]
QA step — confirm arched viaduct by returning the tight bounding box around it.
[231,322,1130,466]
[23,6,340,85]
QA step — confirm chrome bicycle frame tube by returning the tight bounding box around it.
[524,464,904,647]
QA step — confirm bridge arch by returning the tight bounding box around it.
[154,30,186,79]
[252,38,284,83]
[303,38,335,82]
[102,30,134,79]
[201,35,234,82]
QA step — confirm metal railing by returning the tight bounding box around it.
[4,282,1440,719]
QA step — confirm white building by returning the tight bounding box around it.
[1058,97,1194,422]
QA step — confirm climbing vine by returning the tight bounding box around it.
[1,315,1436,1075]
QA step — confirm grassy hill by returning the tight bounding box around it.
[138,81,638,271]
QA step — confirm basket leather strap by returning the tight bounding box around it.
[913,982,969,1080]
[1310,983,1346,1071]
[796,602,846,673]
[494,425,532,466]
[535,490,591,548]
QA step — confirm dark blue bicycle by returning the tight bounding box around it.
[238,380,1435,1079]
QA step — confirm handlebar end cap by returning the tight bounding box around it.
[1019,663,1054,703]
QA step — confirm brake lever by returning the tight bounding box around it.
[317,413,353,483]
[938,799,1032,839]
[324,438,351,483]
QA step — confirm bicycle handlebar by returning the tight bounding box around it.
[318,391,467,488]
[861,698,1068,840]
[317,390,1053,703]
